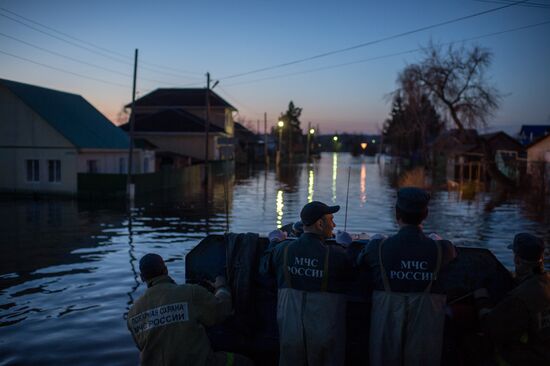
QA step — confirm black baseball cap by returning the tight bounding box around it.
[507,233,544,261]
[300,201,340,226]
[139,253,167,280]
[396,187,431,214]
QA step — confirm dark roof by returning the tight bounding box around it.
[234,121,259,143]
[431,129,479,153]
[119,108,224,133]
[126,88,236,110]
[466,131,523,154]
[1,78,129,149]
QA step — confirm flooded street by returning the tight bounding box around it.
[0,153,548,366]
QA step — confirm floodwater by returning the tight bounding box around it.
[0,153,548,365]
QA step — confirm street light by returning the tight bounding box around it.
[333,136,338,142]
[309,128,315,135]
[361,142,368,150]
[277,120,284,165]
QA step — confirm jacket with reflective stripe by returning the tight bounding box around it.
[127,275,231,366]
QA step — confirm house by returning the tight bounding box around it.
[526,134,550,175]
[432,130,524,183]
[233,121,262,164]
[465,132,525,181]
[527,134,550,163]
[120,108,220,168]
[518,125,550,146]
[122,88,237,164]
[0,78,152,195]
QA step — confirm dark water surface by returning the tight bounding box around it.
[0,153,548,365]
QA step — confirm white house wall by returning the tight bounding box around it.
[0,85,79,194]
[527,136,550,162]
[0,147,78,194]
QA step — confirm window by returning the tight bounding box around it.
[87,160,98,173]
[143,158,149,173]
[48,160,61,182]
[26,160,40,182]
[119,157,126,174]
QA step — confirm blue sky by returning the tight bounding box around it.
[1,0,549,134]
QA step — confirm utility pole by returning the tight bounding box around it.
[126,48,138,201]
[203,72,210,186]
[264,112,268,166]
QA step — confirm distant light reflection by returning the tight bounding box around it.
[308,168,315,202]
[276,189,284,228]
[360,162,367,206]
[332,153,338,203]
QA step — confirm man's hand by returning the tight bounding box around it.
[268,229,287,243]
[428,232,443,240]
[213,275,227,290]
[370,233,387,241]
[335,230,353,246]
[205,275,228,291]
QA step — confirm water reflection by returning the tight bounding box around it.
[307,166,315,202]
[360,162,367,206]
[0,153,548,366]
[332,152,338,203]
[276,190,284,228]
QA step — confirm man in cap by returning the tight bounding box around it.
[127,253,253,366]
[357,187,456,366]
[474,233,550,365]
[260,201,356,365]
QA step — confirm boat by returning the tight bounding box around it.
[185,232,516,365]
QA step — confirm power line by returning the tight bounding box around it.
[0,49,130,88]
[216,85,262,116]
[0,31,198,86]
[222,19,550,88]
[475,0,550,8]
[0,8,203,80]
[220,0,529,81]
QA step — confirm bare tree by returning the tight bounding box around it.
[399,42,516,188]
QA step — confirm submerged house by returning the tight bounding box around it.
[432,130,524,183]
[0,78,152,195]
[121,88,237,167]
[233,121,262,164]
[526,134,550,195]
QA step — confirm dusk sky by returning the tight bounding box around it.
[1,0,549,134]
